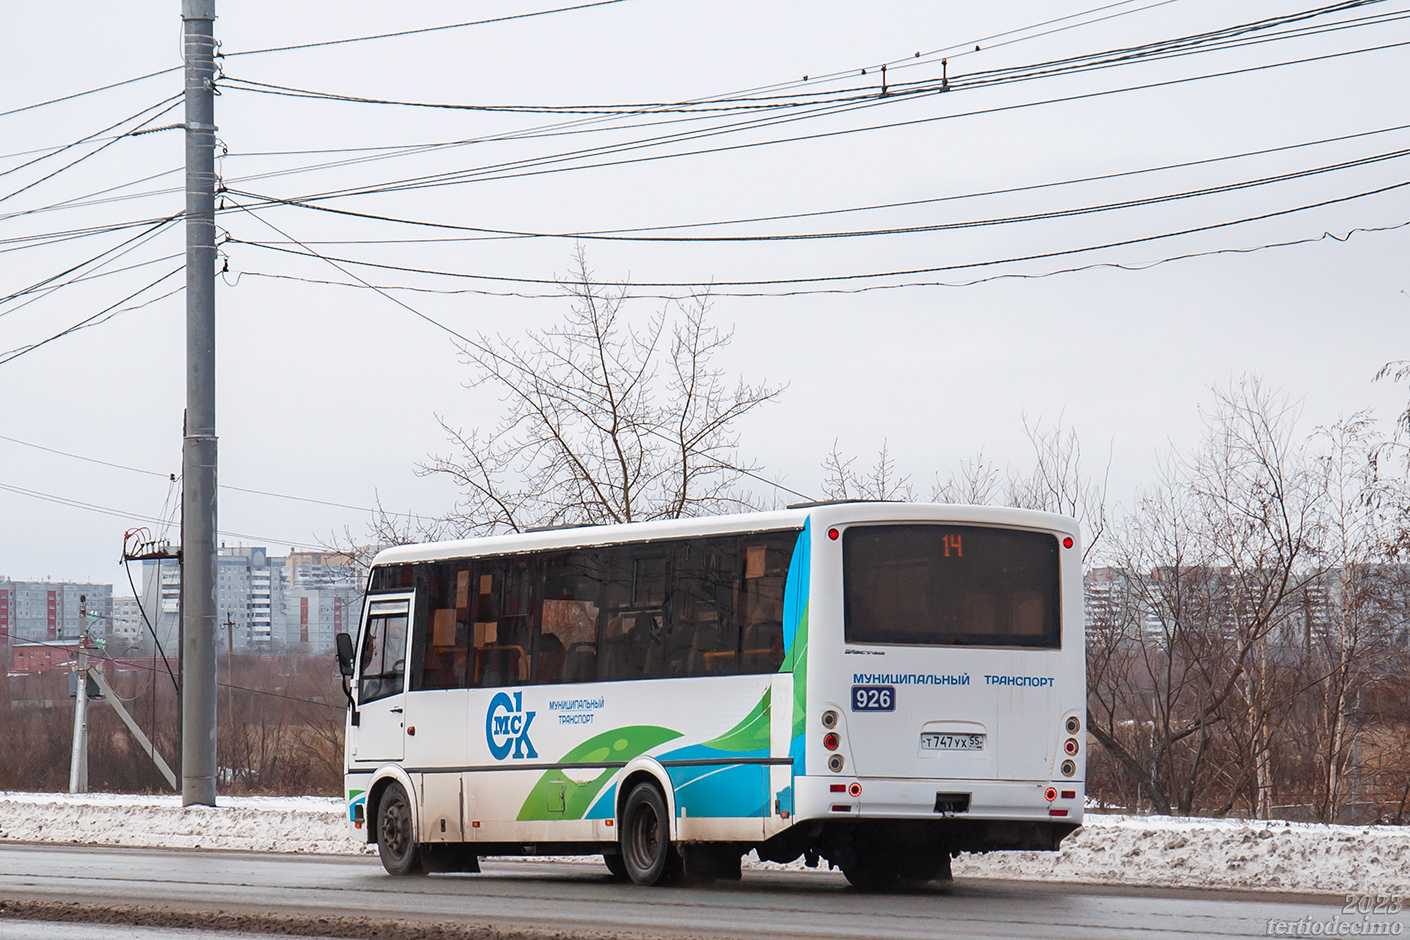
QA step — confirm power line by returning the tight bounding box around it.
[0,431,440,523]
[0,168,182,228]
[224,6,1405,118]
[210,4,1409,209]
[230,218,1410,301]
[223,176,1410,293]
[0,96,183,206]
[0,65,180,120]
[227,37,1410,207]
[227,145,1410,244]
[0,478,318,550]
[221,194,818,504]
[222,0,635,57]
[231,121,1410,245]
[4,630,341,711]
[0,266,184,365]
[0,215,181,315]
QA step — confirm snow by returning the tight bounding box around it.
[2,791,1406,895]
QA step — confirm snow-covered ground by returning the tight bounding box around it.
[2,791,1406,895]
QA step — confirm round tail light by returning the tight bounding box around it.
[1044,787,1058,802]
[823,732,840,751]
[848,782,862,798]
[1064,738,1080,756]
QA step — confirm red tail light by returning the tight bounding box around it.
[1044,787,1057,802]
[848,782,862,798]
[823,732,840,751]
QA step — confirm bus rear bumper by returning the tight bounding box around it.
[794,775,1084,825]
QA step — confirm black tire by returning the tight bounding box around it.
[377,783,428,876]
[620,782,677,886]
[842,861,900,892]
[603,852,629,881]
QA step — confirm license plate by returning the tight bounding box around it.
[920,732,985,751]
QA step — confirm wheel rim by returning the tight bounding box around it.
[628,801,660,869]
[381,796,410,860]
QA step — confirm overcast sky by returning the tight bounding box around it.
[2,0,1407,587]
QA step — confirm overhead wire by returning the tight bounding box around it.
[224,5,1407,118]
[0,431,441,523]
[0,95,183,205]
[0,478,318,549]
[0,265,185,365]
[0,214,182,313]
[223,176,1410,294]
[209,0,1341,189]
[0,65,180,120]
[229,218,1410,301]
[220,193,819,503]
[226,122,1410,245]
[224,36,1410,206]
[226,144,1410,244]
[222,0,635,57]
[0,167,183,227]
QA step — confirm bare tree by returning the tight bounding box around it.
[1295,413,1406,820]
[1006,414,1111,565]
[930,450,1005,506]
[821,439,915,501]
[422,250,783,533]
[1086,378,1324,817]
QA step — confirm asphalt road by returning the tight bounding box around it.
[0,843,1401,940]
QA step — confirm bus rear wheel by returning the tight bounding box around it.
[377,783,428,876]
[603,852,628,881]
[620,782,679,886]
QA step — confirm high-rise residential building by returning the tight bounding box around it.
[0,578,112,643]
[284,550,362,653]
[109,595,146,648]
[139,547,361,653]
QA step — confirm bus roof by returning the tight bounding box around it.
[369,502,1079,568]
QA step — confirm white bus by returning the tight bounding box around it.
[336,502,1086,888]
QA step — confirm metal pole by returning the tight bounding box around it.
[68,596,90,793]
[181,0,218,807]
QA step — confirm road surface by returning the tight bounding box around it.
[0,843,1399,939]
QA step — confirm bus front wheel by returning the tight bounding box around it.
[620,783,679,886]
[377,783,428,876]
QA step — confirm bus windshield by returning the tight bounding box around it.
[843,524,1061,649]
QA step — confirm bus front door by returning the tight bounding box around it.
[351,596,412,764]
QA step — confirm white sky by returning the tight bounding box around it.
[2,0,1407,586]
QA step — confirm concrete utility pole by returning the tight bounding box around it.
[181,0,219,808]
[68,596,91,793]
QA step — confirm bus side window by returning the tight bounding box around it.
[668,536,741,678]
[417,560,472,691]
[740,534,795,674]
[359,612,408,703]
[599,546,667,681]
[539,552,600,685]
[473,557,539,687]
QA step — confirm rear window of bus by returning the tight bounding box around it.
[843,524,1061,649]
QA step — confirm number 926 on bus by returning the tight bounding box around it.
[851,685,895,711]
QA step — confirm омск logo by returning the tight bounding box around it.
[486,691,538,760]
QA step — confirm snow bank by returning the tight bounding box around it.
[0,792,370,856]
[952,813,1410,895]
[2,791,1406,895]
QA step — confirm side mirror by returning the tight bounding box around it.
[335,632,355,678]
